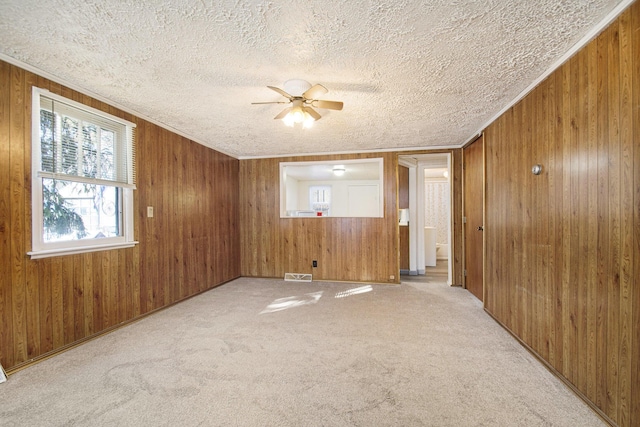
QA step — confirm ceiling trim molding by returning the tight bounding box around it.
[465,0,635,147]
[238,144,464,160]
[0,52,240,160]
[460,132,484,149]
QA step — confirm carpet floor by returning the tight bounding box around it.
[0,277,604,426]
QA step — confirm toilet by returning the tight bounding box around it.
[435,243,449,260]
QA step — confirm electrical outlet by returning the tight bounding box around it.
[312,260,318,268]
[389,275,395,280]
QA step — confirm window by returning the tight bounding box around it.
[309,185,331,216]
[29,87,137,259]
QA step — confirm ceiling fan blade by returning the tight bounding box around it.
[303,106,321,121]
[274,107,291,120]
[303,84,328,100]
[314,100,344,111]
[251,101,290,105]
[267,86,293,99]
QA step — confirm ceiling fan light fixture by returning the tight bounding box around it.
[291,109,305,124]
[283,110,315,128]
[303,114,315,129]
[282,114,295,127]
[288,99,306,124]
[282,99,317,128]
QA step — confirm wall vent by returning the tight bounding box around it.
[284,273,313,282]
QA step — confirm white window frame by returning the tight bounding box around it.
[28,87,138,259]
[309,185,332,216]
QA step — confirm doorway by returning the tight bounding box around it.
[398,153,453,285]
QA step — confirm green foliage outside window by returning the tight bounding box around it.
[42,181,87,239]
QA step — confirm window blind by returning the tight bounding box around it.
[39,95,136,188]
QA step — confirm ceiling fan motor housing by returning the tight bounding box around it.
[283,79,312,96]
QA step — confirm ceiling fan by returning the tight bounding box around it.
[252,79,343,127]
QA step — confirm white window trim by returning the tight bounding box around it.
[309,185,332,216]
[28,87,138,259]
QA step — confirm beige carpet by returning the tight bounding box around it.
[0,277,604,426]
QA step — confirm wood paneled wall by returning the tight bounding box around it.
[0,60,240,372]
[240,153,399,283]
[484,3,639,426]
[240,150,463,285]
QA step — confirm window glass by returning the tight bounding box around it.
[29,87,137,258]
[42,178,120,243]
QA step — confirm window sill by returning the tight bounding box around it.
[28,241,139,259]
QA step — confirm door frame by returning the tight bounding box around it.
[398,153,453,285]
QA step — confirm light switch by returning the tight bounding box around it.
[147,206,154,217]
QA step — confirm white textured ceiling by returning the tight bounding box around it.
[0,0,627,158]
